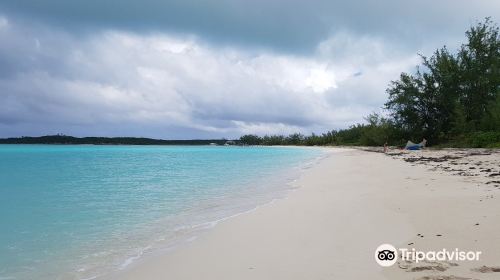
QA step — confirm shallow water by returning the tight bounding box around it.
[0,145,324,280]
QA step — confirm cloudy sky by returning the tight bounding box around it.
[0,1,499,139]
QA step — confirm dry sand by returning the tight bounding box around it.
[111,148,500,280]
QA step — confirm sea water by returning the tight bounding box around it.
[0,145,324,280]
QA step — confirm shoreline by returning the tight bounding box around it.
[82,146,330,280]
[0,145,327,280]
[109,148,500,280]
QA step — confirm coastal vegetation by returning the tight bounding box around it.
[0,135,231,145]
[241,18,500,148]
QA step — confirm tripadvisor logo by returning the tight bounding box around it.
[375,244,398,267]
[375,243,482,267]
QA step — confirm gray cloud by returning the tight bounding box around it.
[2,0,499,53]
[0,1,499,138]
[0,16,420,138]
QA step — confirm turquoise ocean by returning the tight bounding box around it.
[0,145,325,280]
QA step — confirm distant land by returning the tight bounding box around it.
[0,135,239,145]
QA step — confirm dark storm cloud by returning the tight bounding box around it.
[2,0,499,53]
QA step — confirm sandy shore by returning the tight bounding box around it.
[111,148,500,280]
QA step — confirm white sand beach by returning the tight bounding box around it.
[112,148,500,280]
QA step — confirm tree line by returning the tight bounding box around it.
[0,135,232,145]
[240,18,500,148]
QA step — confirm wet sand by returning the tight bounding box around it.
[111,148,500,280]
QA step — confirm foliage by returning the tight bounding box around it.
[240,18,500,148]
[0,135,233,145]
[239,134,262,145]
[384,18,499,146]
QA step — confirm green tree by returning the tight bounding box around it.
[286,133,305,145]
[384,72,425,140]
[457,18,500,130]
[239,134,262,145]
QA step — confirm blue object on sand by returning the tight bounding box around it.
[406,145,421,150]
[405,139,427,150]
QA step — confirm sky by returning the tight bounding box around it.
[0,1,499,139]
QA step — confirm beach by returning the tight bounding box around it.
[111,148,500,280]
[3,3,499,279]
